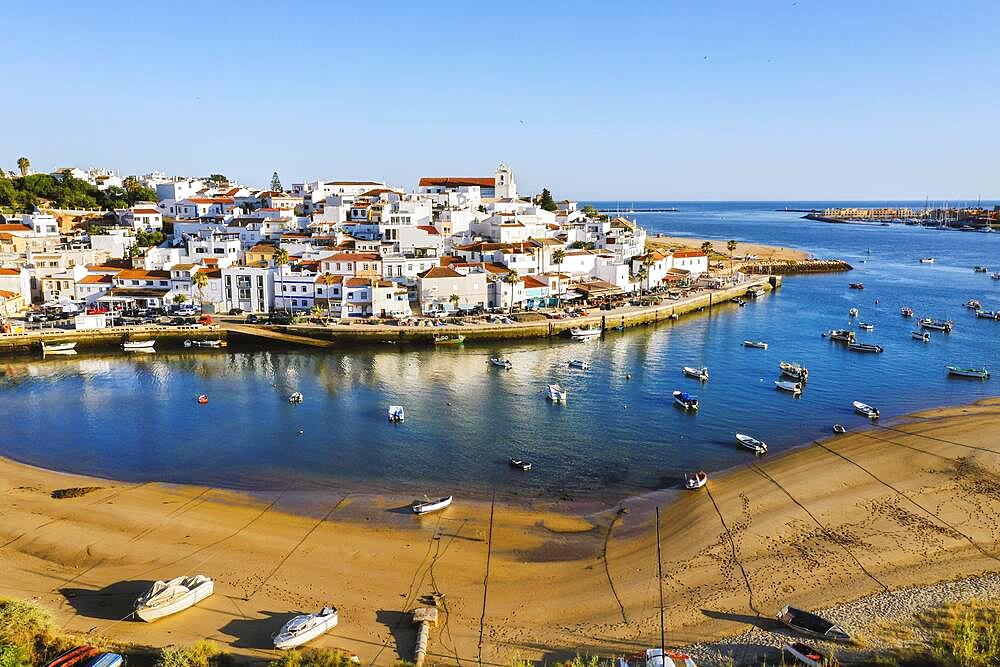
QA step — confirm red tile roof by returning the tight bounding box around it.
[418,177,495,188]
[187,197,234,204]
[116,269,170,280]
[0,224,33,233]
[79,274,113,284]
[0,268,21,275]
[132,208,161,215]
[419,266,463,279]
[0,289,17,299]
[416,225,440,235]
[522,275,547,288]
[673,250,707,258]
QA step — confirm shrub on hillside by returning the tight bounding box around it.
[0,643,31,667]
[157,640,231,667]
[0,598,59,664]
[269,648,358,667]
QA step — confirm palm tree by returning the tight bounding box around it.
[727,240,738,274]
[642,253,656,292]
[192,270,208,312]
[502,269,520,314]
[449,293,460,313]
[552,248,566,307]
[317,272,337,318]
[16,157,29,177]
[700,241,714,272]
[634,267,648,293]
[273,247,289,268]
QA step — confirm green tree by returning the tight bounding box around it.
[135,230,165,248]
[502,269,520,314]
[173,294,188,305]
[317,272,338,317]
[538,188,557,212]
[0,643,31,667]
[700,241,714,258]
[192,270,209,311]
[642,252,656,291]
[449,293,460,312]
[273,247,289,267]
[208,174,228,185]
[727,239,738,274]
[270,171,282,192]
[552,248,566,307]
[16,157,29,177]
[581,204,600,217]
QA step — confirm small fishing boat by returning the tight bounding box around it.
[774,380,802,395]
[684,471,708,489]
[288,392,304,403]
[412,495,452,514]
[779,361,808,381]
[570,326,602,340]
[184,339,225,348]
[777,605,851,642]
[509,458,532,471]
[388,405,405,421]
[745,286,766,298]
[41,341,77,353]
[848,307,859,318]
[682,366,709,381]
[47,646,100,667]
[900,306,914,318]
[833,424,847,434]
[273,606,339,649]
[643,648,698,667]
[489,356,512,369]
[976,309,1000,320]
[992,272,1000,280]
[672,390,699,411]
[848,282,864,290]
[822,329,856,343]
[433,334,465,345]
[858,322,874,331]
[974,266,989,273]
[946,365,990,380]
[735,433,767,455]
[853,401,880,419]
[783,642,831,667]
[964,299,982,310]
[848,341,883,353]
[546,383,568,402]
[742,340,768,349]
[568,359,591,370]
[911,331,930,342]
[134,574,214,622]
[122,339,155,350]
[919,317,953,332]
[82,654,125,667]
[919,257,935,264]
[732,297,746,307]
[196,394,208,404]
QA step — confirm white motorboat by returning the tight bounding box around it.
[853,401,880,419]
[848,342,883,353]
[412,495,452,514]
[643,648,697,667]
[489,356,512,369]
[919,257,935,264]
[570,327,602,340]
[946,365,990,380]
[273,606,338,649]
[546,383,568,402]
[684,471,707,490]
[122,340,155,350]
[779,361,808,381]
[964,299,982,310]
[682,366,709,381]
[134,575,214,622]
[745,286,766,298]
[774,380,802,395]
[858,322,874,331]
[848,307,859,317]
[509,457,532,471]
[919,317,953,332]
[822,329,856,343]
[976,309,1000,320]
[735,433,767,455]
[993,273,1000,280]
[184,339,225,348]
[388,405,405,421]
[288,392,304,403]
[833,424,847,434]
[568,359,591,370]
[911,331,930,341]
[742,340,768,349]
[41,341,77,353]
[672,390,699,411]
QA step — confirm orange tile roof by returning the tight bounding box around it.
[419,177,494,188]
[132,208,161,215]
[673,250,706,258]
[0,268,21,275]
[0,289,17,299]
[116,269,170,280]
[0,224,33,233]
[522,275,547,288]
[345,277,370,287]
[79,274,113,284]
[419,266,463,279]
[323,253,380,262]
[416,225,440,235]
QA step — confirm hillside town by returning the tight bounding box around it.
[0,163,710,328]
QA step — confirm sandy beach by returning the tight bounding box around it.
[646,235,810,264]
[3,398,1000,664]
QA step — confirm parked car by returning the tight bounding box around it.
[174,306,198,316]
[246,314,260,324]
[197,314,213,325]
[228,307,245,316]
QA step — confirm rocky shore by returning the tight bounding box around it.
[741,258,853,274]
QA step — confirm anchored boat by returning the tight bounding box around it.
[976,309,1000,320]
[848,282,864,290]
[946,365,989,380]
[853,401,880,419]
[672,390,699,411]
[546,383,568,402]
[684,471,707,490]
[273,607,339,650]
[434,334,465,345]
[779,361,809,381]
[682,366,709,381]
[858,322,874,331]
[735,433,767,455]
[974,266,989,273]
[184,339,225,348]
[489,356,512,369]
[919,257,935,264]
[777,605,851,642]
[388,405,405,422]
[288,392,304,403]
[833,424,847,434]
[919,317,953,332]
[412,495,452,514]
[568,359,591,370]
[509,458,532,471]
[900,306,914,318]
[742,340,768,349]
[848,307,859,318]
[823,329,856,343]
[41,341,77,353]
[570,326,602,341]
[964,299,982,310]
[848,341,883,353]
[911,331,930,342]
[122,339,155,350]
[774,380,802,395]
[135,575,214,622]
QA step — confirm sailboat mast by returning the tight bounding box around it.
[656,506,665,661]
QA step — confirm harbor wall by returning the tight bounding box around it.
[742,259,852,275]
[0,325,225,356]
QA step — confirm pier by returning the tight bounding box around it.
[595,207,679,213]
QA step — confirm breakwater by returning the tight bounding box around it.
[0,325,225,356]
[741,259,852,275]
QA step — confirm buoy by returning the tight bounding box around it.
[626,373,632,380]
[298,429,304,435]
[197,394,208,404]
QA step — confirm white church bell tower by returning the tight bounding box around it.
[495,162,516,200]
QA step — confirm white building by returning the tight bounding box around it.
[222,265,275,313]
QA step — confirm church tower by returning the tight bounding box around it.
[495,162,516,200]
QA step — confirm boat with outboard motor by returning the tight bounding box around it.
[672,390,699,411]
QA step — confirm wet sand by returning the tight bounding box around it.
[2,398,999,663]
[646,235,810,264]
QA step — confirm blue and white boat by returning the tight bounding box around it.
[672,390,699,411]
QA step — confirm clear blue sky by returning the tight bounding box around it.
[3,1,998,200]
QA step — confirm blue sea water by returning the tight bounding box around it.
[2,202,998,500]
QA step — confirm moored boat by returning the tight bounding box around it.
[509,458,532,471]
[782,642,830,667]
[900,306,914,317]
[858,322,874,331]
[684,471,707,490]
[774,380,802,395]
[974,266,989,273]
[489,356,512,369]
[273,606,339,649]
[82,654,125,667]
[964,299,982,310]
[288,391,304,403]
[433,334,465,345]
[184,339,225,348]
[911,331,930,341]
[735,433,767,455]
[546,383,568,402]
[853,401,880,419]
[197,394,208,404]
[848,282,864,290]
[946,365,990,380]
[47,646,100,667]
[732,297,746,307]
[672,390,699,411]
[412,495,452,514]
[992,272,1000,280]
[745,286,766,298]
[848,341,883,353]
[833,424,847,434]
[742,340,768,349]
[568,359,591,370]
[777,605,851,642]
[848,307,859,317]
[122,339,155,350]
[919,257,935,264]
[134,574,214,622]
[682,366,709,381]
[388,405,405,421]
[41,341,77,353]
[976,309,1000,320]
[779,361,808,381]
[570,326,602,340]
[919,317,953,332]
[822,329,856,343]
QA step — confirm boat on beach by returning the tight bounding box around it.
[433,334,465,345]
[777,605,851,642]
[412,495,452,514]
[122,339,155,350]
[735,433,767,455]
[388,405,405,421]
[641,648,698,667]
[682,366,709,381]
[41,341,77,353]
[568,359,591,370]
[779,361,808,381]
[822,329,856,343]
[82,654,125,667]
[911,331,930,341]
[848,341,883,353]
[919,317,953,332]
[684,471,707,489]
[288,392,304,403]
[509,457,532,471]
[782,642,831,667]
[742,340,768,349]
[672,390,699,411]
[546,383,568,402]
[900,306,914,318]
[46,646,100,667]
[273,606,339,649]
[570,326,602,341]
[946,365,989,380]
[134,575,214,622]
[774,380,802,395]
[853,401,880,419]
[489,356,512,369]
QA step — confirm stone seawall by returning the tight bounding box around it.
[742,259,852,275]
[0,326,225,356]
